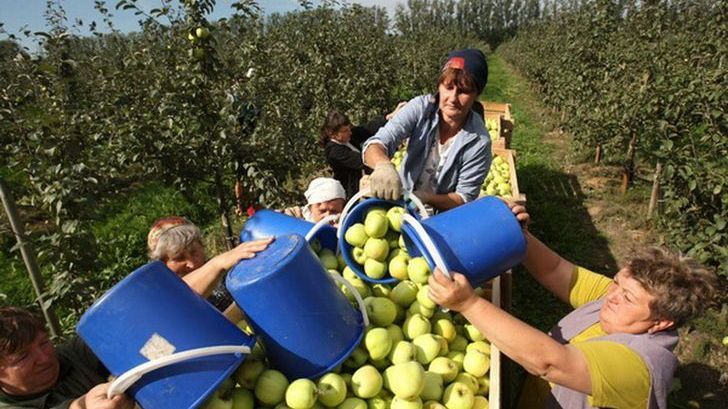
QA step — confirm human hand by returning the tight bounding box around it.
[81,382,135,409]
[212,237,274,271]
[283,206,304,219]
[359,175,371,194]
[369,162,402,200]
[385,101,408,120]
[500,198,529,230]
[427,268,479,312]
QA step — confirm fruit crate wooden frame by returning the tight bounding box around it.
[488,270,513,409]
[491,148,526,204]
[484,102,514,149]
[485,112,510,150]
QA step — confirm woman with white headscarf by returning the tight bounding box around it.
[284,177,347,223]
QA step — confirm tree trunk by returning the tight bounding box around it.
[648,162,662,218]
[621,131,638,194]
[215,169,235,250]
[594,143,602,163]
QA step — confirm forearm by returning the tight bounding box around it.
[459,297,581,385]
[182,261,224,298]
[427,192,464,211]
[522,231,575,303]
[363,143,391,168]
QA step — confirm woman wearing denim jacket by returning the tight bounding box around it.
[362,49,491,212]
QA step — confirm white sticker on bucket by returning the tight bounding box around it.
[139,333,176,361]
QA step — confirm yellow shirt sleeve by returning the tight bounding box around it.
[572,340,651,409]
[568,266,613,309]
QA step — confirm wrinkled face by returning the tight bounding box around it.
[331,125,352,144]
[0,331,59,396]
[164,240,206,277]
[599,268,659,334]
[310,198,345,223]
[438,80,477,125]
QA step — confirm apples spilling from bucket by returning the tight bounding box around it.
[202,273,493,409]
[343,206,415,281]
[479,156,511,199]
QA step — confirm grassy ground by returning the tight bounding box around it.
[484,52,727,408]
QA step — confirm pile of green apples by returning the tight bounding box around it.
[479,156,511,199]
[342,206,417,282]
[485,118,499,142]
[202,260,494,409]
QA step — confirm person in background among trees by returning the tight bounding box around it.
[321,103,407,200]
[0,307,134,409]
[428,202,717,409]
[363,48,491,212]
[283,177,347,224]
[146,216,272,322]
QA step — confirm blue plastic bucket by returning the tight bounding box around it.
[240,209,338,252]
[227,233,366,379]
[77,261,255,409]
[400,196,526,286]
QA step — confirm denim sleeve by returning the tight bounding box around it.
[362,96,424,158]
[456,138,491,202]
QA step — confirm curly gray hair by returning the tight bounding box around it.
[149,224,203,261]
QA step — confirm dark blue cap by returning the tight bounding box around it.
[444,48,488,94]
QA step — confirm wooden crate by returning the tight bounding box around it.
[488,272,508,409]
[483,101,513,121]
[483,102,514,149]
[485,112,509,150]
[482,148,526,204]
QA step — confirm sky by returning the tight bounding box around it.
[0,0,405,51]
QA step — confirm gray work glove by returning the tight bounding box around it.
[369,162,403,200]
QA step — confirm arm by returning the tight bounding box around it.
[183,238,273,297]
[522,231,575,304]
[327,144,365,171]
[362,97,422,167]
[69,382,135,409]
[455,139,491,204]
[414,191,464,211]
[427,270,592,394]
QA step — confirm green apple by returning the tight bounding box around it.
[430,309,451,323]
[466,341,490,355]
[407,301,434,319]
[387,248,404,262]
[364,212,389,238]
[234,358,266,389]
[446,351,465,371]
[369,357,391,371]
[434,335,449,357]
[420,372,443,401]
[344,347,369,369]
[365,328,392,361]
[338,397,367,409]
[366,206,388,218]
[389,340,417,364]
[432,319,456,342]
[388,256,409,281]
[372,284,391,298]
[255,369,289,406]
[390,397,422,409]
[386,324,404,345]
[386,207,406,232]
[319,248,339,270]
[472,396,487,409]
[367,397,389,409]
[311,239,323,254]
[386,230,401,250]
[412,334,441,364]
[423,402,447,409]
[407,258,430,284]
[318,373,348,407]
[353,247,368,265]
[346,224,369,248]
[202,390,233,409]
[449,336,468,353]
[476,376,490,395]
[462,350,490,377]
[442,383,474,409]
[427,357,458,383]
[402,314,431,340]
[196,26,210,39]
[453,373,478,394]
[364,258,388,279]
[463,325,484,342]
[366,297,397,327]
[231,388,254,409]
[286,379,318,409]
[416,286,436,309]
[343,266,359,281]
[384,362,425,399]
[389,280,418,307]
[364,238,390,261]
[351,365,383,398]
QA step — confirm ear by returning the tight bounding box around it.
[647,318,674,334]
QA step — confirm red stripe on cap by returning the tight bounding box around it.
[446,56,465,70]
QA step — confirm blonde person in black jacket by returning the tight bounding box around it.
[321,103,406,199]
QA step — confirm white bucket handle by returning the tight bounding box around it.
[336,189,430,245]
[329,271,370,327]
[305,213,340,243]
[400,214,451,280]
[107,344,251,398]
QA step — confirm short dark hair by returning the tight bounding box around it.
[0,307,46,360]
[320,111,351,146]
[438,67,478,95]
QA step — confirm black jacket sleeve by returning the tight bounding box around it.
[325,142,364,171]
